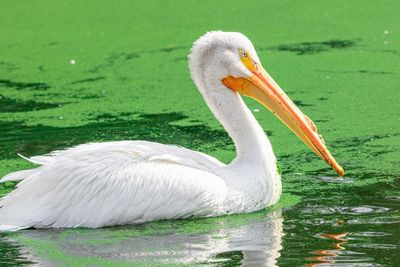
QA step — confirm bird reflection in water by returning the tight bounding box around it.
[1,210,284,266]
[306,232,349,266]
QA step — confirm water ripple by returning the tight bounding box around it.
[302,205,390,215]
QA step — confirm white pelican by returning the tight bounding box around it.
[0,31,343,231]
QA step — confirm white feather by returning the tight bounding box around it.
[0,168,40,182]
[0,224,28,231]
[0,141,231,228]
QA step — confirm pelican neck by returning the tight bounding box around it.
[202,78,276,164]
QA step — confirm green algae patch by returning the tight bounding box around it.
[0,181,17,198]
[0,159,36,178]
[266,193,302,212]
[276,160,282,176]
[0,159,36,197]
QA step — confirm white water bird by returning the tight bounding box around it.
[0,31,344,230]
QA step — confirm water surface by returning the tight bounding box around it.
[0,0,399,266]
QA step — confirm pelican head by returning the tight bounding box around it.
[189,31,344,176]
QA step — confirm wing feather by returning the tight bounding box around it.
[0,141,228,229]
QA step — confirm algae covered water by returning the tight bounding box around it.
[0,0,399,265]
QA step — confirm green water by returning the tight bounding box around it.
[0,0,399,265]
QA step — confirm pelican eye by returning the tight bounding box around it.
[239,49,249,59]
[239,49,257,72]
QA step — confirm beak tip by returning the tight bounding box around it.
[336,166,345,177]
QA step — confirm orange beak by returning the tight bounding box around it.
[222,64,344,177]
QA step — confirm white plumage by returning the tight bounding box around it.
[1,141,229,228]
[0,31,293,230]
[0,139,279,229]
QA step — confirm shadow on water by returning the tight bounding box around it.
[106,52,140,65]
[0,96,61,113]
[0,80,49,91]
[262,39,357,55]
[70,77,106,85]
[0,112,234,160]
[292,100,314,107]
